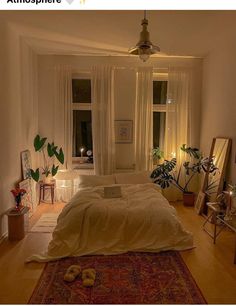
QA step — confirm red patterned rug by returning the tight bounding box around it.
[29,251,206,304]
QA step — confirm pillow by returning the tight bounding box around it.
[78,174,116,188]
[115,171,152,184]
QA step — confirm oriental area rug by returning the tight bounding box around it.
[29,251,206,304]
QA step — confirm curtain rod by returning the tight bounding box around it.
[72,67,169,74]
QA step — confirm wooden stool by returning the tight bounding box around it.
[6,207,30,241]
[39,181,55,204]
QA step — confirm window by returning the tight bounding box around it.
[72,79,91,103]
[72,76,93,160]
[153,74,168,151]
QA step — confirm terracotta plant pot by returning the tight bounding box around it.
[183,192,195,206]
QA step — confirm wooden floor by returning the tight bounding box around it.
[0,201,236,304]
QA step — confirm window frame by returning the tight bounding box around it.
[152,72,168,150]
[72,72,93,164]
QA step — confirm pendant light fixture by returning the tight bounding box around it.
[129,11,160,62]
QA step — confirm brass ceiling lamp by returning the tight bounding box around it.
[129,11,160,62]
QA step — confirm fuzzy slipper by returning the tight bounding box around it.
[83,278,95,287]
[82,268,96,287]
[64,265,81,282]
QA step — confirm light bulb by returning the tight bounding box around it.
[139,53,150,62]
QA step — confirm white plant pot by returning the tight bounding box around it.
[43,175,52,184]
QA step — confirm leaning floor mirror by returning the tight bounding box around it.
[197,137,232,215]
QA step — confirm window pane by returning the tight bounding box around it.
[72,79,91,103]
[73,110,93,157]
[153,81,167,105]
[153,112,166,150]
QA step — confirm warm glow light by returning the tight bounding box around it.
[171,152,176,158]
[129,12,160,62]
[80,147,85,157]
[139,53,150,62]
[230,191,233,196]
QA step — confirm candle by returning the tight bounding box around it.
[80,147,84,157]
[229,191,233,210]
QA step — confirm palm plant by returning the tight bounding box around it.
[30,135,64,182]
[151,144,218,193]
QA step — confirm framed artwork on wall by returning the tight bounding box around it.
[21,150,32,180]
[115,120,133,144]
[195,191,206,215]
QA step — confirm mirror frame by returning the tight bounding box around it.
[201,137,232,215]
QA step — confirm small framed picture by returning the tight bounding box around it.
[115,120,133,144]
[21,150,32,180]
[195,191,206,215]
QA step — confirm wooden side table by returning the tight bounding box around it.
[6,206,30,241]
[216,214,236,264]
[39,181,55,204]
[203,202,225,243]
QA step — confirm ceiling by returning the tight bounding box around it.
[1,10,236,58]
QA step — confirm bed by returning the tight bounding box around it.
[27,173,193,262]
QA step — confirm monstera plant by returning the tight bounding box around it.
[30,135,64,182]
[151,144,218,206]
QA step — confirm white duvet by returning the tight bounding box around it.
[27,183,193,262]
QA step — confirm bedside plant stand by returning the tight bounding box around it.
[39,181,55,204]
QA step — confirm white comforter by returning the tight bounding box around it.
[27,183,193,262]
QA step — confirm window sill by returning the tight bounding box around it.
[73,163,94,170]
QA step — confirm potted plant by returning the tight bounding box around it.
[151,144,217,206]
[30,135,64,183]
[152,147,164,165]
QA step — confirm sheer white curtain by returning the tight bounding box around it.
[135,67,153,171]
[54,65,73,202]
[164,67,192,201]
[92,65,115,175]
[54,65,73,170]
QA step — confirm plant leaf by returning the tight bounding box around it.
[153,173,174,189]
[34,135,47,152]
[164,158,176,172]
[47,143,55,157]
[151,159,176,190]
[152,147,164,160]
[30,168,40,182]
[180,144,201,159]
[54,148,64,164]
[51,164,59,176]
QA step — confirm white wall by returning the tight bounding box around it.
[201,42,236,183]
[38,55,202,171]
[0,23,38,238]
[0,21,9,238]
